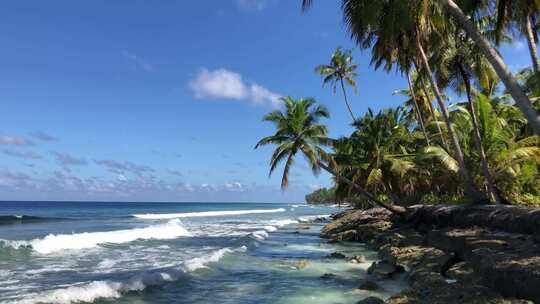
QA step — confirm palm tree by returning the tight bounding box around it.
[434,31,502,203]
[495,0,540,72]
[315,47,358,122]
[414,69,451,150]
[328,0,486,202]
[409,72,432,146]
[302,0,540,135]
[440,0,540,135]
[255,96,406,214]
[438,95,540,203]
[350,107,418,200]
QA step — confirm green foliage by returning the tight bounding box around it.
[291,0,540,208]
[305,187,335,204]
[254,96,331,189]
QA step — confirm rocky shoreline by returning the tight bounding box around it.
[322,207,540,303]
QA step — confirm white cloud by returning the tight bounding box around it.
[224,181,245,192]
[189,68,281,107]
[250,84,281,107]
[190,68,247,100]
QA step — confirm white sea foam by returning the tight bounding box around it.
[297,214,330,223]
[183,246,245,271]
[9,271,180,304]
[251,230,269,240]
[269,219,298,226]
[132,208,286,219]
[97,259,116,270]
[263,225,278,232]
[7,247,240,304]
[0,219,190,254]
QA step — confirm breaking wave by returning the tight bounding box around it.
[6,247,241,304]
[132,208,286,219]
[0,219,191,254]
[297,214,330,223]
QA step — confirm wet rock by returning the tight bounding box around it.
[446,262,481,285]
[322,206,540,303]
[321,208,392,237]
[313,216,328,223]
[358,279,380,291]
[350,255,366,263]
[320,273,337,280]
[293,260,308,270]
[326,252,347,259]
[356,296,385,304]
[331,229,358,242]
[389,269,534,303]
[367,261,402,279]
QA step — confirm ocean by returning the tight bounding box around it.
[0,202,405,304]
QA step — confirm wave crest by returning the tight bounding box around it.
[133,208,286,219]
[8,247,241,304]
[0,219,190,254]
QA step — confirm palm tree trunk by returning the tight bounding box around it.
[441,0,540,135]
[415,33,486,203]
[524,12,540,73]
[415,63,450,150]
[459,64,502,204]
[407,71,431,146]
[339,77,357,123]
[318,162,407,215]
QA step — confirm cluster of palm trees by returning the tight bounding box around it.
[256,0,540,214]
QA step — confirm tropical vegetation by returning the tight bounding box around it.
[305,187,336,205]
[257,0,540,213]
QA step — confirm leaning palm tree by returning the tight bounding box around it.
[315,47,358,122]
[434,30,503,203]
[302,0,540,135]
[495,0,540,72]
[255,96,406,214]
[336,0,487,202]
[440,0,540,135]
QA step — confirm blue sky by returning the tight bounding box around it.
[0,0,530,202]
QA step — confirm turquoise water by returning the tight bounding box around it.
[0,202,405,303]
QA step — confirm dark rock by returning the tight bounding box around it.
[331,229,358,242]
[322,206,540,303]
[407,204,540,235]
[326,252,347,259]
[358,279,380,291]
[321,208,392,237]
[367,261,402,279]
[379,244,454,273]
[356,296,385,304]
[446,262,481,285]
[319,273,337,280]
[352,255,366,263]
